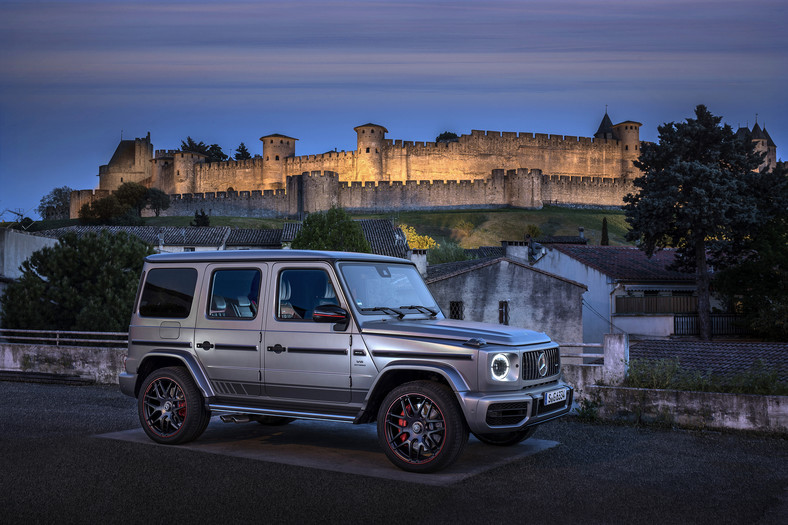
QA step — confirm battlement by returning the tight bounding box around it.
[155,149,179,158]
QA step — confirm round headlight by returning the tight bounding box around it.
[491,353,510,381]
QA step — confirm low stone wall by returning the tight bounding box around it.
[589,385,788,434]
[0,343,124,384]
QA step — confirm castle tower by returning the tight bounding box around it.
[260,134,297,189]
[762,126,778,170]
[354,123,387,182]
[97,132,154,190]
[172,151,207,194]
[611,120,642,179]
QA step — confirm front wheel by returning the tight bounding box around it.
[472,427,536,446]
[138,366,211,445]
[377,381,468,473]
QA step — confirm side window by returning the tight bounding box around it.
[139,268,198,318]
[277,269,337,321]
[207,269,261,320]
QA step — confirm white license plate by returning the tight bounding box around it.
[544,388,567,405]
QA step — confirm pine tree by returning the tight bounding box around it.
[235,142,252,160]
[190,209,210,227]
[0,231,152,331]
[624,105,766,340]
[600,217,609,245]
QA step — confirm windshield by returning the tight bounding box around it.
[338,262,440,317]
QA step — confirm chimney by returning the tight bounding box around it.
[578,227,585,239]
[409,249,428,277]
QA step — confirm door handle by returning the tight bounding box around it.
[197,341,214,350]
[266,344,286,354]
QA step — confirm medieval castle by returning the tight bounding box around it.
[69,113,778,219]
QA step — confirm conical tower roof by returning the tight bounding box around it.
[594,112,614,138]
[751,122,766,141]
[762,126,777,148]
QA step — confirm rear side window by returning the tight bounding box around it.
[139,268,198,318]
[207,269,261,320]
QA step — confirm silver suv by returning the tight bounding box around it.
[120,250,573,472]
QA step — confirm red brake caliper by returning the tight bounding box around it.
[399,405,409,442]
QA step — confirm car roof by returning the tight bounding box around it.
[145,249,411,265]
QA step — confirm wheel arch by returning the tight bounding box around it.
[135,350,214,399]
[356,362,469,424]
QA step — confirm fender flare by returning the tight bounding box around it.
[358,361,471,421]
[137,350,215,399]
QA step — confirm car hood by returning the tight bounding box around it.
[358,318,551,346]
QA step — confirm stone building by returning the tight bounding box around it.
[70,113,778,219]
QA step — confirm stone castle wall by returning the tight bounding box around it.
[147,168,632,219]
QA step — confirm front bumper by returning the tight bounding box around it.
[458,381,574,434]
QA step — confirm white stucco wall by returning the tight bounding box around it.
[533,247,614,343]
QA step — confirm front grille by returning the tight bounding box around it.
[486,402,530,426]
[522,347,561,381]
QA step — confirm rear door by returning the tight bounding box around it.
[263,262,352,403]
[194,263,267,398]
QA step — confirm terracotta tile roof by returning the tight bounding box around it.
[38,226,232,247]
[426,256,586,290]
[281,223,302,242]
[551,245,694,282]
[630,340,788,383]
[464,246,504,259]
[280,219,408,258]
[226,228,282,248]
[358,219,408,258]
[535,235,588,245]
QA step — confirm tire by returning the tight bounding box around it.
[138,366,211,445]
[472,427,536,446]
[377,380,468,473]
[254,416,296,426]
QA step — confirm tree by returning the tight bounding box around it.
[0,231,153,331]
[37,186,73,220]
[115,182,148,216]
[601,217,610,246]
[291,207,370,253]
[180,136,228,163]
[190,209,210,227]
[235,142,252,160]
[712,164,788,340]
[146,188,170,217]
[436,131,459,143]
[79,194,126,224]
[400,224,437,250]
[624,105,766,340]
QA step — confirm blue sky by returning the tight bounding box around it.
[1,0,786,219]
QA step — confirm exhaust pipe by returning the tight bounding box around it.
[220,414,252,424]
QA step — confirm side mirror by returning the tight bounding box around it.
[312,305,350,330]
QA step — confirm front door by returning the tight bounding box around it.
[263,263,352,403]
[194,263,267,398]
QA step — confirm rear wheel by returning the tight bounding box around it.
[472,427,536,446]
[377,381,468,473]
[138,366,211,445]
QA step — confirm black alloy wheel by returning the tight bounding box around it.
[138,366,211,445]
[377,381,468,473]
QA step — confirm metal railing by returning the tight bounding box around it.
[559,343,604,366]
[0,329,128,348]
[673,314,751,336]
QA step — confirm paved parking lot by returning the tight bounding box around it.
[1,380,786,524]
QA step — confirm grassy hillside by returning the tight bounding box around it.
[359,206,630,247]
[28,206,631,248]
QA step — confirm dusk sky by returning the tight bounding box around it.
[1,0,786,219]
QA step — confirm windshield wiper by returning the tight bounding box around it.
[360,306,405,319]
[399,305,439,318]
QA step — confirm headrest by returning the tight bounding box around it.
[279,280,291,301]
[212,295,226,309]
[237,296,251,307]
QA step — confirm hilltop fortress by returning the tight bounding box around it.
[70,113,778,219]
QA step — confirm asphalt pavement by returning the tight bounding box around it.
[1,380,786,524]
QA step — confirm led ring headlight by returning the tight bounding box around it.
[491,353,510,381]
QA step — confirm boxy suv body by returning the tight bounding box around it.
[120,250,573,472]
